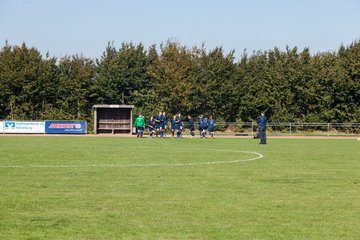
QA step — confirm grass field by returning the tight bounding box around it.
[0,136,359,239]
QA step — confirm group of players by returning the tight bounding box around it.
[135,111,216,139]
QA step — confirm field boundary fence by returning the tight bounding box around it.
[182,122,360,137]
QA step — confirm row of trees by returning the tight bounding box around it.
[0,40,359,129]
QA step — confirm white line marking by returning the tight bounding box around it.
[0,149,263,168]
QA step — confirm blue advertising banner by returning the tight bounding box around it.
[45,121,86,134]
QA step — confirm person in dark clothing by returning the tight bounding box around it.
[162,111,168,137]
[198,115,203,137]
[148,116,155,138]
[188,115,195,138]
[155,112,162,137]
[170,115,176,138]
[179,114,184,138]
[200,116,208,138]
[208,116,216,139]
[257,111,267,144]
[175,113,182,138]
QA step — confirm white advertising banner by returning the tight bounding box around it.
[4,121,45,134]
[0,121,3,133]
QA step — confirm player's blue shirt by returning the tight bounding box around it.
[188,119,195,131]
[208,119,216,131]
[257,116,267,131]
[170,119,176,130]
[163,115,168,125]
[198,117,203,131]
[155,115,161,127]
[148,120,155,130]
[175,116,181,129]
[201,118,208,130]
[159,115,165,127]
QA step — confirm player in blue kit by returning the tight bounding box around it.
[148,116,155,138]
[162,111,168,138]
[155,112,162,137]
[159,112,165,138]
[179,114,184,138]
[208,116,216,139]
[188,115,195,138]
[170,115,176,138]
[200,116,208,138]
[198,115,203,137]
[175,113,182,138]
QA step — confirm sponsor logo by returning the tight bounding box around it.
[49,123,82,129]
[45,121,85,134]
[4,122,15,129]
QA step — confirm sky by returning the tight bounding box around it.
[0,0,359,60]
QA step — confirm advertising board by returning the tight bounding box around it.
[4,121,45,134]
[45,121,86,134]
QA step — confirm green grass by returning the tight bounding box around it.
[0,136,359,239]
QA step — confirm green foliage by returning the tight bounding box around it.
[214,116,226,131]
[0,43,44,119]
[0,40,359,123]
[147,41,193,114]
[94,42,152,105]
[57,55,96,120]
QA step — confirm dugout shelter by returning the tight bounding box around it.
[93,104,134,134]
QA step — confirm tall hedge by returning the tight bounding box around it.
[0,40,359,123]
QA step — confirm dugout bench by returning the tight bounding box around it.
[93,104,134,134]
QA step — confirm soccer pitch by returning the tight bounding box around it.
[0,136,359,239]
